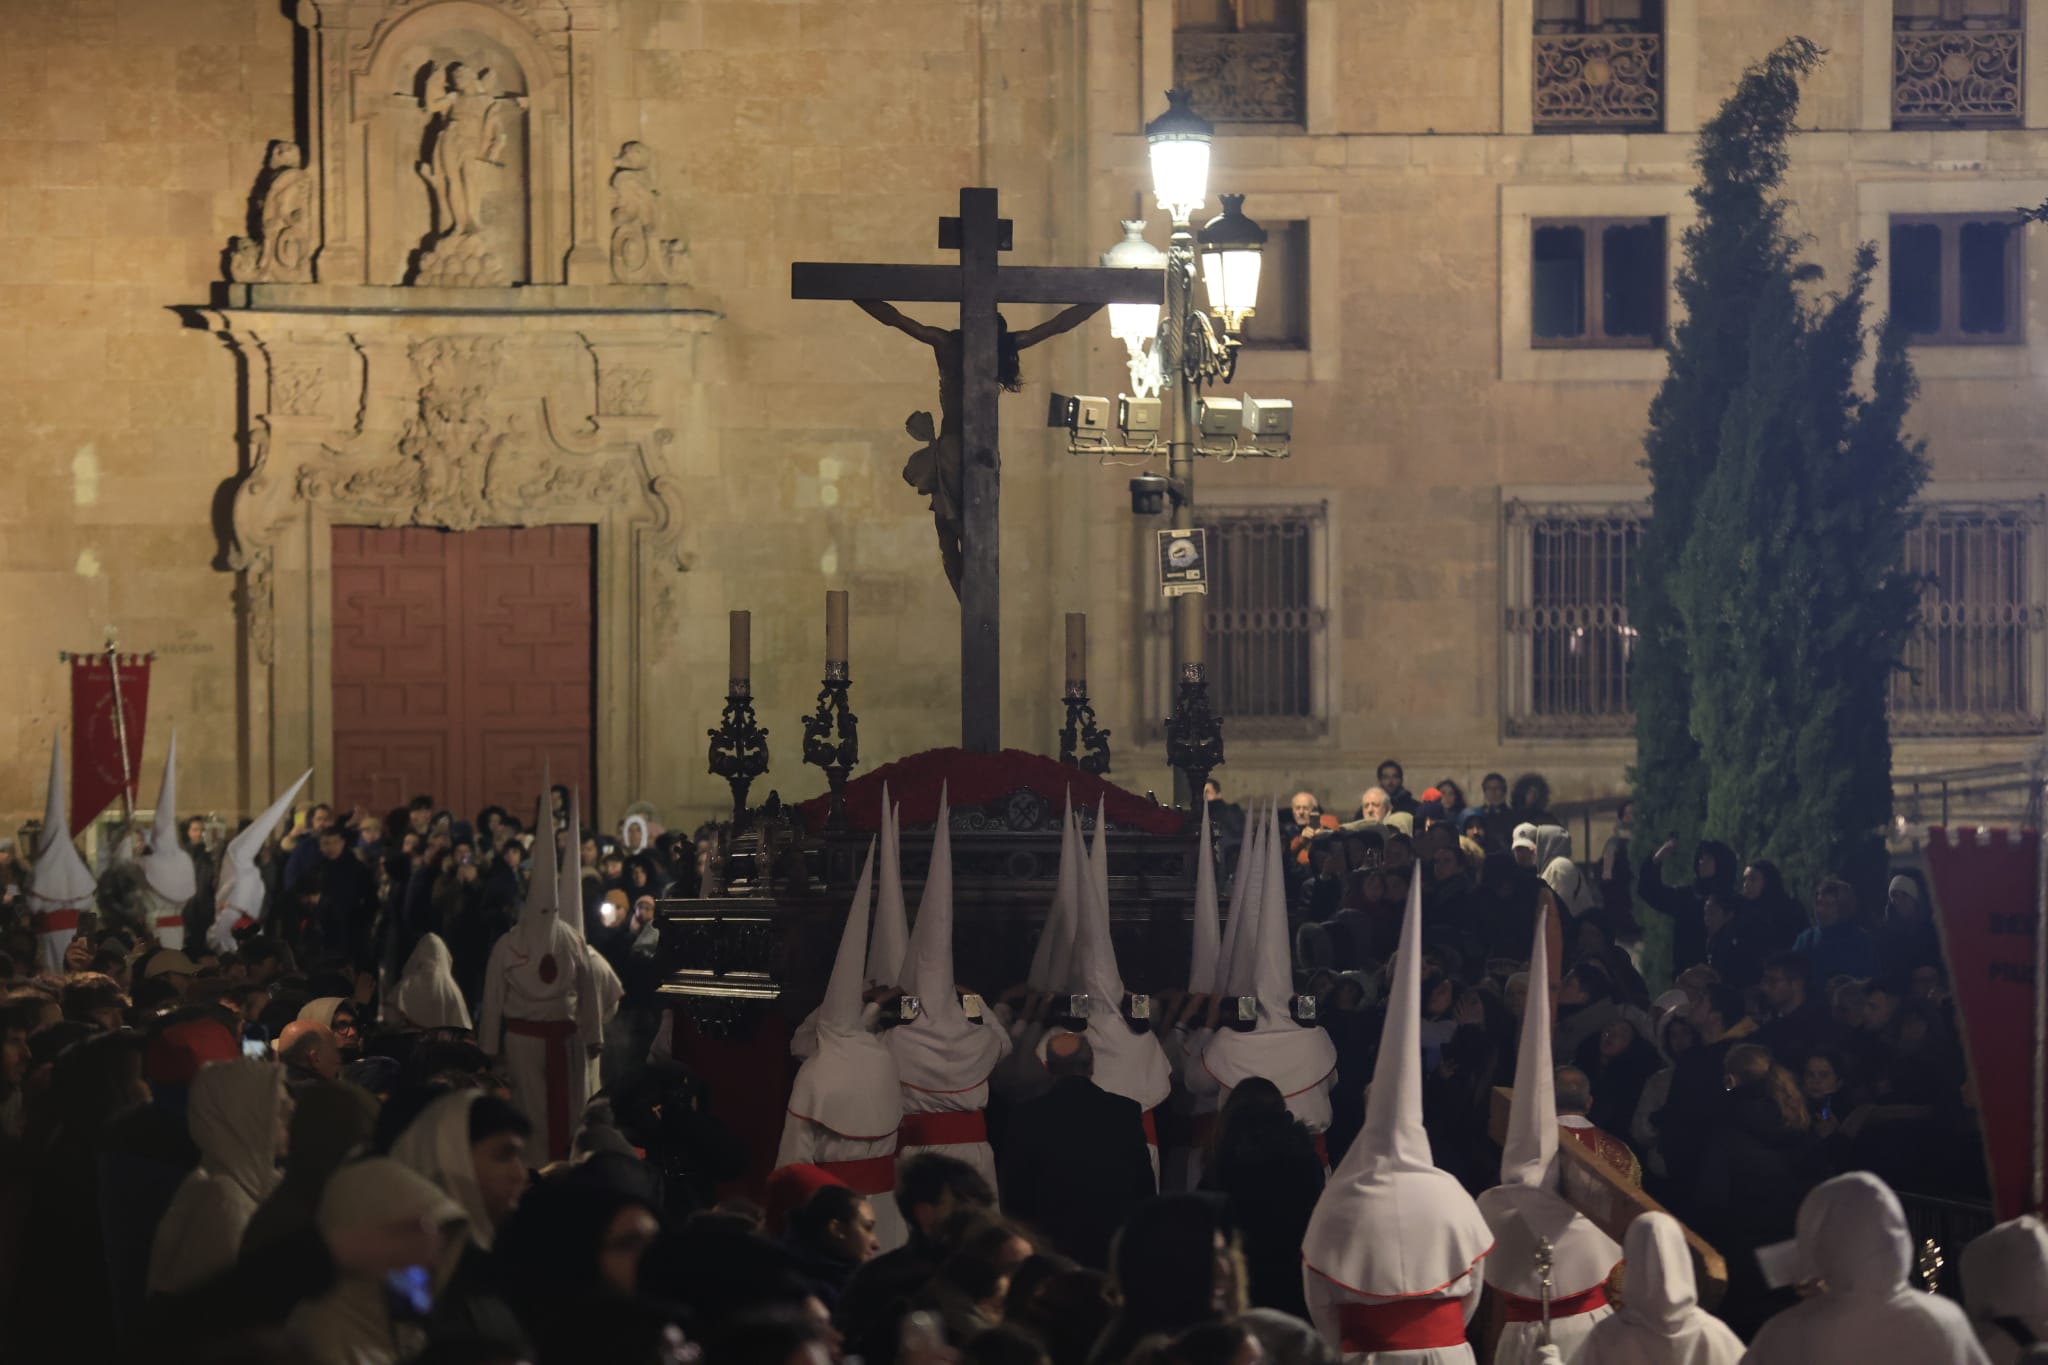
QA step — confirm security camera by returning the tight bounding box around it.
[1048,393,1112,432]
[1129,473,1169,516]
[1241,395,1293,438]
[1118,395,1163,434]
[1195,395,1242,437]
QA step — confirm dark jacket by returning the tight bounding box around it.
[1754,995,1845,1075]
[1637,840,1737,974]
[836,1236,944,1365]
[998,1074,1155,1270]
[1199,1109,1324,1318]
[1703,909,1767,990]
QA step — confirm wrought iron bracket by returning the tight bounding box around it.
[1164,660,1224,801]
[1059,681,1113,776]
[801,670,859,830]
[707,686,769,828]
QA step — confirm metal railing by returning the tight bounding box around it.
[1894,758,2047,830]
[1533,31,1663,130]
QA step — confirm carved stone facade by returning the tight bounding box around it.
[204,0,717,814]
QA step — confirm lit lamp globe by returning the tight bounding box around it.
[1198,194,1266,335]
[1100,219,1167,348]
[1145,88,1212,224]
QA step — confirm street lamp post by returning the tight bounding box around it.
[1052,89,1285,807]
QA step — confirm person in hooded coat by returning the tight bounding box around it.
[208,769,315,955]
[777,838,909,1253]
[889,791,1011,1194]
[1742,1172,1992,1365]
[25,737,99,976]
[1477,908,1620,1365]
[137,735,199,951]
[1301,872,1496,1365]
[286,1156,472,1365]
[480,776,602,1164]
[1204,799,1339,1161]
[1636,839,1737,976]
[1577,1212,1742,1365]
[146,1057,289,1295]
[242,1079,379,1255]
[393,932,474,1032]
[1963,1215,2048,1365]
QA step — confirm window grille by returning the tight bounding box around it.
[1894,0,2024,128]
[1891,501,2046,735]
[1173,0,1305,124]
[1144,503,1328,741]
[1503,501,1645,737]
[1532,0,1663,131]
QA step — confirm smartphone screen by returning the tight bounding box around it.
[241,1037,270,1060]
[385,1265,433,1319]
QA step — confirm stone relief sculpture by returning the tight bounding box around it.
[411,62,528,286]
[229,141,315,283]
[609,142,686,283]
[396,336,508,527]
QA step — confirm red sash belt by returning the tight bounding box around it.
[1314,1132,1329,1167]
[817,1154,898,1195]
[31,910,81,933]
[900,1109,988,1147]
[1141,1108,1158,1146]
[502,1017,579,1163]
[1335,1299,1469,1353]
[1498,1284,1609,1324]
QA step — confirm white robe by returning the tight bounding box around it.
[480,917,600,1164]
[1742,1173,1992,1365]
[1479,1185,1617,1365]
[1306,1264,1482,1365]
[1580,1213,1743,1365]
[897,1075,998,1194]
[1963,1215,2048,1365]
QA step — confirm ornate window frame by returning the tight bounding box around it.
[1140,0,1339,135]
[1861,0,2048,130]
[1502,0,1699,135]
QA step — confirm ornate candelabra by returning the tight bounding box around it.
[802,660,859,830]
[1059,680,1113,775]
[1164,659,1223,803]
[707,681,769,829]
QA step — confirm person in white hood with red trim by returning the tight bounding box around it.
[1578,1212,1741,1365]
[1744,1171,1991,1365]
[1204,797,1338,1161]
[479,773,600,1164]
[1038,802,1172,1176]
[777,837,909,1252]
[1166,801,1227,1191]
[558,786,623,1097]
[793,783,911,1061]
[136,733,197,951]
[26,737,98,975]
[1302,869,1494,1364]
[207,767,313,955]
[889,788,1010,1192]
[1478,907,1620,1364]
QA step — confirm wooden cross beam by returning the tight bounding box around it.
[792,187,1162,754]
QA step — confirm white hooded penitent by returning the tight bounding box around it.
[1188,800,1220,994]
[561,786,623,1096]
[1203,796,1337,1136]
[208,766,313,955]
[1216,799,1267,998]
[1578,1212,1742,1365]
[479,769,600,1165]
[870,783,910,990]
[393,933,473,1032]
[1479,905,1620,1364]
[27,735,100,974]
[138,731,198,948]
[1046,802,1171,1151]
[890,786,1010,1188]
[1301,868,1494,1364]
[1027,792,1084,997]
[777,837,909,1251]
[1963,1215,2048,1365]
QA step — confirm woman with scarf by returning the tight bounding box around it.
[1637,838,1737,975]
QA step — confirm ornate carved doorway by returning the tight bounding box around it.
[332,525,595,819]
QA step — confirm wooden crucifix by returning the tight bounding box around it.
[793,187,1163,754]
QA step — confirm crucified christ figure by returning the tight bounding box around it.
[856,300,1101,598]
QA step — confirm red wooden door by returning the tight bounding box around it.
[331,525,595,821]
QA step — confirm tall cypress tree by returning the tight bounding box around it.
[1634,38,1926,932]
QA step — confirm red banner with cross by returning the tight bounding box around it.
[67,651,151,832]
[1922,825,2043,1222]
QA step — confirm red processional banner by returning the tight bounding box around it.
[1922,826,2042,1221]
[68,652,151,832]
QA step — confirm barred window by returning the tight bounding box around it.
[1503,501,1645,738]
[1143,503,1329,741]
[1532,0,1663,131]
[1891,501,2046,735]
